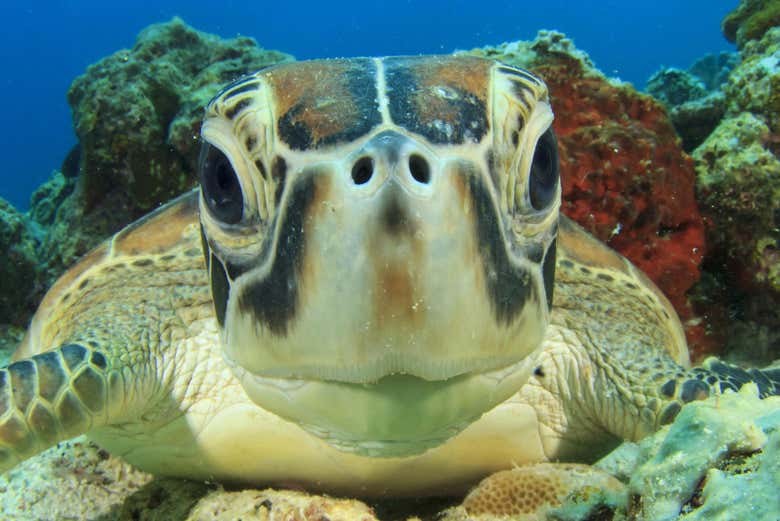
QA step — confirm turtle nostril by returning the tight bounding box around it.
[409,154,431,184]
[351,157,374,185]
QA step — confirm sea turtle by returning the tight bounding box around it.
[2,56,778,502]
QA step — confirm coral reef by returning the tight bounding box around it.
[722,27,780,135]
[645,52,738,152]
[646,68,707,106]
[690,27,780,363]
[722,0,780,49]
[0,18,293,336]
[689,52,740,91]
[48,17,291,290]
[67,16,292,214]
[465,31,708,354]
[0,197,42,326]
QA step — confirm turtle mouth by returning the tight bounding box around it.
[224,354,538,457]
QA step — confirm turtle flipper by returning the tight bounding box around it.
[696,357,780,398]
[0,343,115,472]
[649,357,780,427]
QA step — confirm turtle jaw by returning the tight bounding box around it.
[225,353,539,457]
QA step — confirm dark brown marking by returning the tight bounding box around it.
[659,379,676,398]
[462,164,533,325]
[221,80,259,101]
[384,55,490,144]
[245,134,257,150]
[497,65,542,86]
[225,98,251,120]
[255,159,268,180]
[238,173,318,336]
[272,156,287,206]
[267,59,381,150]
[34,352,66,402]
[380,192,412,236]
[61,344,88,372]
[8,360,36,412]
[542,240,556,311]
[597,273,614,282]
[485,149,500,192]
[659,401,681,425]
[377,265,416,325]
[210,254,230,328]
[509,79,534,106]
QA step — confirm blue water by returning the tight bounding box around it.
[1,1,735,210]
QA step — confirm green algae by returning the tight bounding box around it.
[723,0,780,49]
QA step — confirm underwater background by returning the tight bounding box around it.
[2,0,735,210]
[1,0,780,518]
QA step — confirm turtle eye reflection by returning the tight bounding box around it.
[200,143,244,224]
[528,128,560,211]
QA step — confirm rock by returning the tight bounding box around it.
[67,17,292,214]
[664,92,726,153]
[694,113,780,291]
[723,26,780,135]
[646,68,707,106]
[689,52,740,91]
[722,0,780,49]
[33,17,294,289]
[646,68,727,151]
[691,28,780,364]
[644,53,738,153]
[464,31,708,355]
[0,198,41,326]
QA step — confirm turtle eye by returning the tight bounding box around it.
[200,143,244,224]
[528,128,559,211]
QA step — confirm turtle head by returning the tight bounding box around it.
[198,56,560,457]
